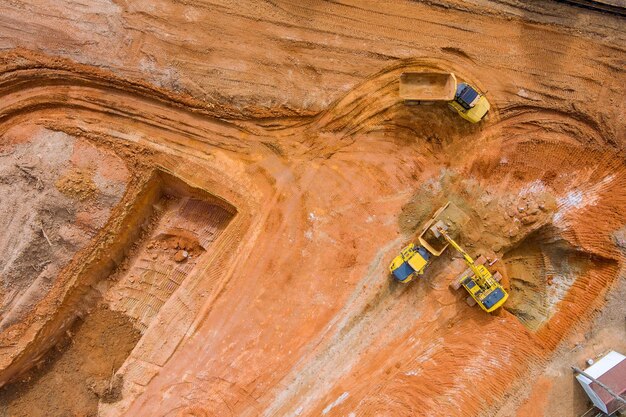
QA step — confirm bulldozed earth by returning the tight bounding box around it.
[0,1,625,416]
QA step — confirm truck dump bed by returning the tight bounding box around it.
[399,72,457,101]
[418,202,469,256]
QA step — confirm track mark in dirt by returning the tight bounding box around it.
[441,46,474,62]
[105,189,234,332]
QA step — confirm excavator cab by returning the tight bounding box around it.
[459,265,509,313]
[454,84,480,109]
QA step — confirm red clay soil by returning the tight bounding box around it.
[0,304,141,417]
[0,1,625,417]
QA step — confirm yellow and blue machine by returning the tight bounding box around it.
[448,83,490,123]
[435,225,508,313]
[389,202,460,284]
[389,243,432,283]
[399,73,490,123]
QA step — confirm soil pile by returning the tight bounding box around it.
[0,125,128,331]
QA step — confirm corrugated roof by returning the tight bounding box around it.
[591,358,626,415]
[583,351,625,379]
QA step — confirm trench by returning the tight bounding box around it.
[503,225,616,332]
[0,171,236,416]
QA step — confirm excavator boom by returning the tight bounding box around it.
[435,225,482,278]
[435,223,508,312]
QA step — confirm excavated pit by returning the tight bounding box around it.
[503,225,615,331]
[102,174,236,333]
[0,3,625,415]
[0,167,236,414]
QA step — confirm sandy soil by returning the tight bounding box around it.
[0,305,141,417]
[0,124,128,332]
[0,1,624,417]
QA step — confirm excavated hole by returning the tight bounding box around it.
[502,225,610,331]
[103,172,236,332]
[0,171,236,416]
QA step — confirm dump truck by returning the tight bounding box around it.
[399,72,490,123]
[389,202,468,283]
[389,202,508,312]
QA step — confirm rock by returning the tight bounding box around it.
[174,250,188,262]
[86,378,108,398]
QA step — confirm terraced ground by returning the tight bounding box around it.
[0,1,624,417]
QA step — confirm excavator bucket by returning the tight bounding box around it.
[399,72,457,101]
[418,202,469,256]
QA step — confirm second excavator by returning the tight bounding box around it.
[433,222,508,313]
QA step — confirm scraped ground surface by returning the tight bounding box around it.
[0,125,129,331]
[0,1,625,417]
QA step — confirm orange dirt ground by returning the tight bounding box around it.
[0,1,625,417]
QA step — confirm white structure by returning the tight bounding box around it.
[576,351,626,415]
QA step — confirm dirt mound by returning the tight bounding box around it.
[0,126,129,331]
[55,167,98,201]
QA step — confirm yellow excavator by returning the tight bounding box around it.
[434,222,508,313]
[389,202,508,313]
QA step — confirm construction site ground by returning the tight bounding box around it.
[0,1,625,416]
